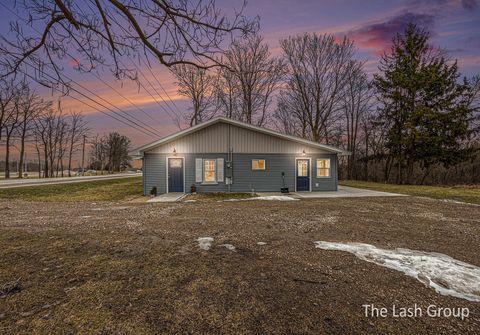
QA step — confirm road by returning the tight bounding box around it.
[0,173,141,189]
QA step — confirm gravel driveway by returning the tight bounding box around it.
[0,196,479,334]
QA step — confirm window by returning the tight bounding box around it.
[317,159,330,178]
[203,159,216,182]
[252,159,266,170]
[297,160,308,176]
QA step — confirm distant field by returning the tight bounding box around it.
[0,176,143,202]
[340,180,480,205]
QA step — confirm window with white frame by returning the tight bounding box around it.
[203,159,216,182]
[317,158,330,177]
[252,159,266,170]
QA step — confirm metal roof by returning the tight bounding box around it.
[133,116,348,156]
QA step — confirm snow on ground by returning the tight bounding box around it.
[314,241,480,302]
[196,237,214,250]
[257,242,267,246]
[254,196,299,201]
[222,195,298,202]
[219,244,236,251]
[441,199,480,207]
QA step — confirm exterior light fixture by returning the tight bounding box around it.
[173,148,177,156]
[302,149,306,156]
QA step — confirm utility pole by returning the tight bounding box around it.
[81,135,86,176]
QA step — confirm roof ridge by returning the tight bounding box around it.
[133,116,348,155]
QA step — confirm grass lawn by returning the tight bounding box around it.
[0,176,143,202]
[340,180,480,205]
[183,192,256,201]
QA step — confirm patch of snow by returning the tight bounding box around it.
[254,196,299,201]
[222,195,298,202]
[184,200,197,203]
[219,244,236,251]
[257,242,267,246]
[80,215,92,219]
[314,241,480,302]
[197,237,214,250]
[441,199,480,207]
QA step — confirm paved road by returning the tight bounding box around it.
[0,173,141,189]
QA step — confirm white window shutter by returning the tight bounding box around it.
[195,158,203,182]
[217,158,224,182]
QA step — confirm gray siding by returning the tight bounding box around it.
[148,122,332,154]
[144,153,167,195]
[143,152,337,195]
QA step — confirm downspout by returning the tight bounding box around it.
[227,124,231,192]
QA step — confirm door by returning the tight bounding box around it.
[296,159,310,191]
[168,158,184,192]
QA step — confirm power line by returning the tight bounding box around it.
[24,60,159,137]
[0,2,163,135]
[143,50,184,115]
[124,58,179,123]
[80,0,181,124]
[18,63,158,138]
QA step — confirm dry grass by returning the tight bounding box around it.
[0,177,142,202]
[0,197,479,334]
[340,180,480,205]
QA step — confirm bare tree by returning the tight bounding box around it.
[278,33,355,143]
[217,35,285,126]
[171,64,216,126]
[33,107,65,178]
[17,84,49,178]
[90,132,130,173]
[342,61,374,179]
[67,111,89,176]
[3,88,22,178]
[0,0,257,86]
[0,79,17,141]
[213,66,240,119]
[55,118,69,177]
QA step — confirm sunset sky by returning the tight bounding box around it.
[0,0,479,159]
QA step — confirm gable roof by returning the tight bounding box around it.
[134,116,348,156]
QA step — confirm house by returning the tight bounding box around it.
[134,117,347,195]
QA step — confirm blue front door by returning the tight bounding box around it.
[168,158,184,192]
[296,159,310,191]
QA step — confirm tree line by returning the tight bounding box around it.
[0,0,477,185]
[0,80,132,179]
[171,25,479,185]
[0,81,89,178]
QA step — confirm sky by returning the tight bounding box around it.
[0,0,479,163]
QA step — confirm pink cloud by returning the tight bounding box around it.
[346,12,436,55]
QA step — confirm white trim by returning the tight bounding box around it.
[251,159,266,171]
[295,157,312,192]
[202,158,217,184]
[134,117,348,156]
[315,158,332,179]
[166,156,185,193]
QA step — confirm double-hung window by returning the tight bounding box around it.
[316,159,331,178]
[203,159,216,183]
[196,158,224,184]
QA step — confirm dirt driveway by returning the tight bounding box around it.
[0,197,479,334]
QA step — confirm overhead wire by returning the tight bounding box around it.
[0,1,164,137]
